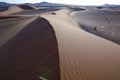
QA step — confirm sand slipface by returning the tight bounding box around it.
[0,17,60,80]
[18,4,38,10]
[42,9,120,80]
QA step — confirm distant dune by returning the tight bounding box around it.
[0,5,37,15]
[0,6,23,15]
[18,4,38,10]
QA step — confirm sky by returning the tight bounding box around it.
[0,0,120,5]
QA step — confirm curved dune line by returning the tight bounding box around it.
[42,9,120,80]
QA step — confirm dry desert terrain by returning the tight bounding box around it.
[0,5,120,80]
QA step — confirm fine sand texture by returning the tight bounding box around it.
[42,9,120,80]
[0,16,60,80]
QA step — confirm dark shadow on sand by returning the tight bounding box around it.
[0,17,60,80]
[0,16,20,20]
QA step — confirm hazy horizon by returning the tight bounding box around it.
[0,0,120,5]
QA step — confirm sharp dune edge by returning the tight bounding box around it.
[42,9,120,80]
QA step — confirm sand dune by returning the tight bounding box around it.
[42,9,120,80]
[0,16,60,80]
[0,5,37,15]
[0,6,23,15]
[18,4,38,10]
[0,7,120,80]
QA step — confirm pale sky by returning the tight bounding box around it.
[0,0,120,5]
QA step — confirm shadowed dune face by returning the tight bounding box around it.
[12,8,59,15]
[70,7,86,11]
[0,16,35,46]
[18,5,37,10]
[96,6,104,9]
[0,17,60,80]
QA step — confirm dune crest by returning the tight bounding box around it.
[42,9,120,80]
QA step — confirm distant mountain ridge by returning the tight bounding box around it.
[0,2,14,7]
[0,2,65,7]
[25,2,65,7]
[102,4,120,8]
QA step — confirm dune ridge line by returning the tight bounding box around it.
[42,9,120,80]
